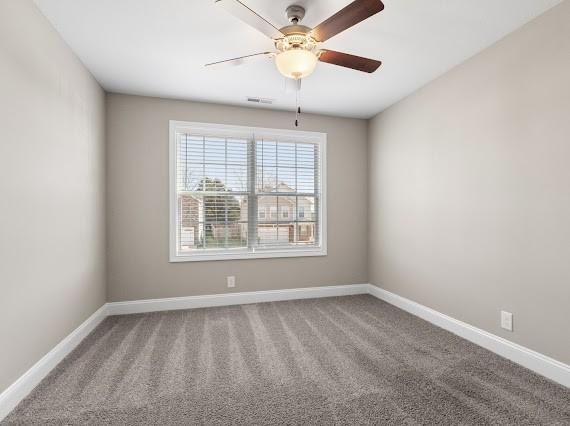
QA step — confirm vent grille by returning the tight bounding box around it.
[247,97,274,104]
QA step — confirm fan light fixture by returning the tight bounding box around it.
[275,49,318,79]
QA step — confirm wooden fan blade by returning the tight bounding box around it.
[311,0,384,42]
[318,50,381,73]
[215,0,284,39]
[205,52,274,69]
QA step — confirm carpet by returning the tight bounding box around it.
[3,295,569,425]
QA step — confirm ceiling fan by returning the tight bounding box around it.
[207,0,384,78]
[206,0,385,125]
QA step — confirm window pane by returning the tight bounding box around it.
[178,136,248,193]
[203,164,226,191]
[178,194,248,251]
[256,140,318,195]
[255,195,317,248]
[270,206,277,219]
[178,163,203,191]
[253,140,319,249]
[257,140,277,167]
[226,139,248,164]
[297,222,316,245]
[296,143,316,168]
[182,136,204,164]
[256,221,317,248]
[297,168,315,194]
[277,142,296,167]
[179,196,202,250]
[257,196,277,225]
[297,196,316,221]
[256,224,279,247]
[257,166,277,192]
[204,137,226,163]
[226,165,248,192]
[277,167,296,192]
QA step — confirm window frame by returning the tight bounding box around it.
[169,120,327,262]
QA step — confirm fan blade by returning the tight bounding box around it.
[318,50,381,73]
[205,52,274,69]
[215,0,284,39]
[311,0,384,42]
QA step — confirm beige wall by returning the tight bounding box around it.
[368,1,570,364]
[106,94,368,302]
[0,1,106,393]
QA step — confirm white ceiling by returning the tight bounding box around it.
[34,0,562,118]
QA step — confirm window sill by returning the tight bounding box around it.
[169,247,327,262]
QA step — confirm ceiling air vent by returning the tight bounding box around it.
[247,97,274,105]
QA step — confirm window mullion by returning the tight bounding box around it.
[247,138,257,251]
[202,136,206,249]
[275,141,279,245]
[295,143,298,245]
[224,139,228,248]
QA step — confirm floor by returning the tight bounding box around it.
[3,295,569,425]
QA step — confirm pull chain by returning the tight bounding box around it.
[295,78,302,127]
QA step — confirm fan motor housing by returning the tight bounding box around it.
[279,24,312,36]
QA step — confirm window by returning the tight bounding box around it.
[170,121,327,261]
[269,206,277,219]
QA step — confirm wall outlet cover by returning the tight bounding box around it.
[501,311,513,331]
[227,276,236,288]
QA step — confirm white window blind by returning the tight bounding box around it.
[170,121,327,262]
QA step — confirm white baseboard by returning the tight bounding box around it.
[0,305,108,421]
[367,284,570,389]
[107,284,370,316]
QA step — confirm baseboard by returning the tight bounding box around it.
[367,284,570,388]
[0,304,108,421]
[107,283,370,315]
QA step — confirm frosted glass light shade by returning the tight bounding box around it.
[275,49,318,79]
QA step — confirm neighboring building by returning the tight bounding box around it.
[179,195,203,250]
[241,182,316,247]
[179,182,315,250]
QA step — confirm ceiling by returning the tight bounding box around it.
[34,0,562,118]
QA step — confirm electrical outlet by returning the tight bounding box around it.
[227,276,236,288]
[501,311,513,331]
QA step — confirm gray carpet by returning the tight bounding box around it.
[3,295,569,425]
